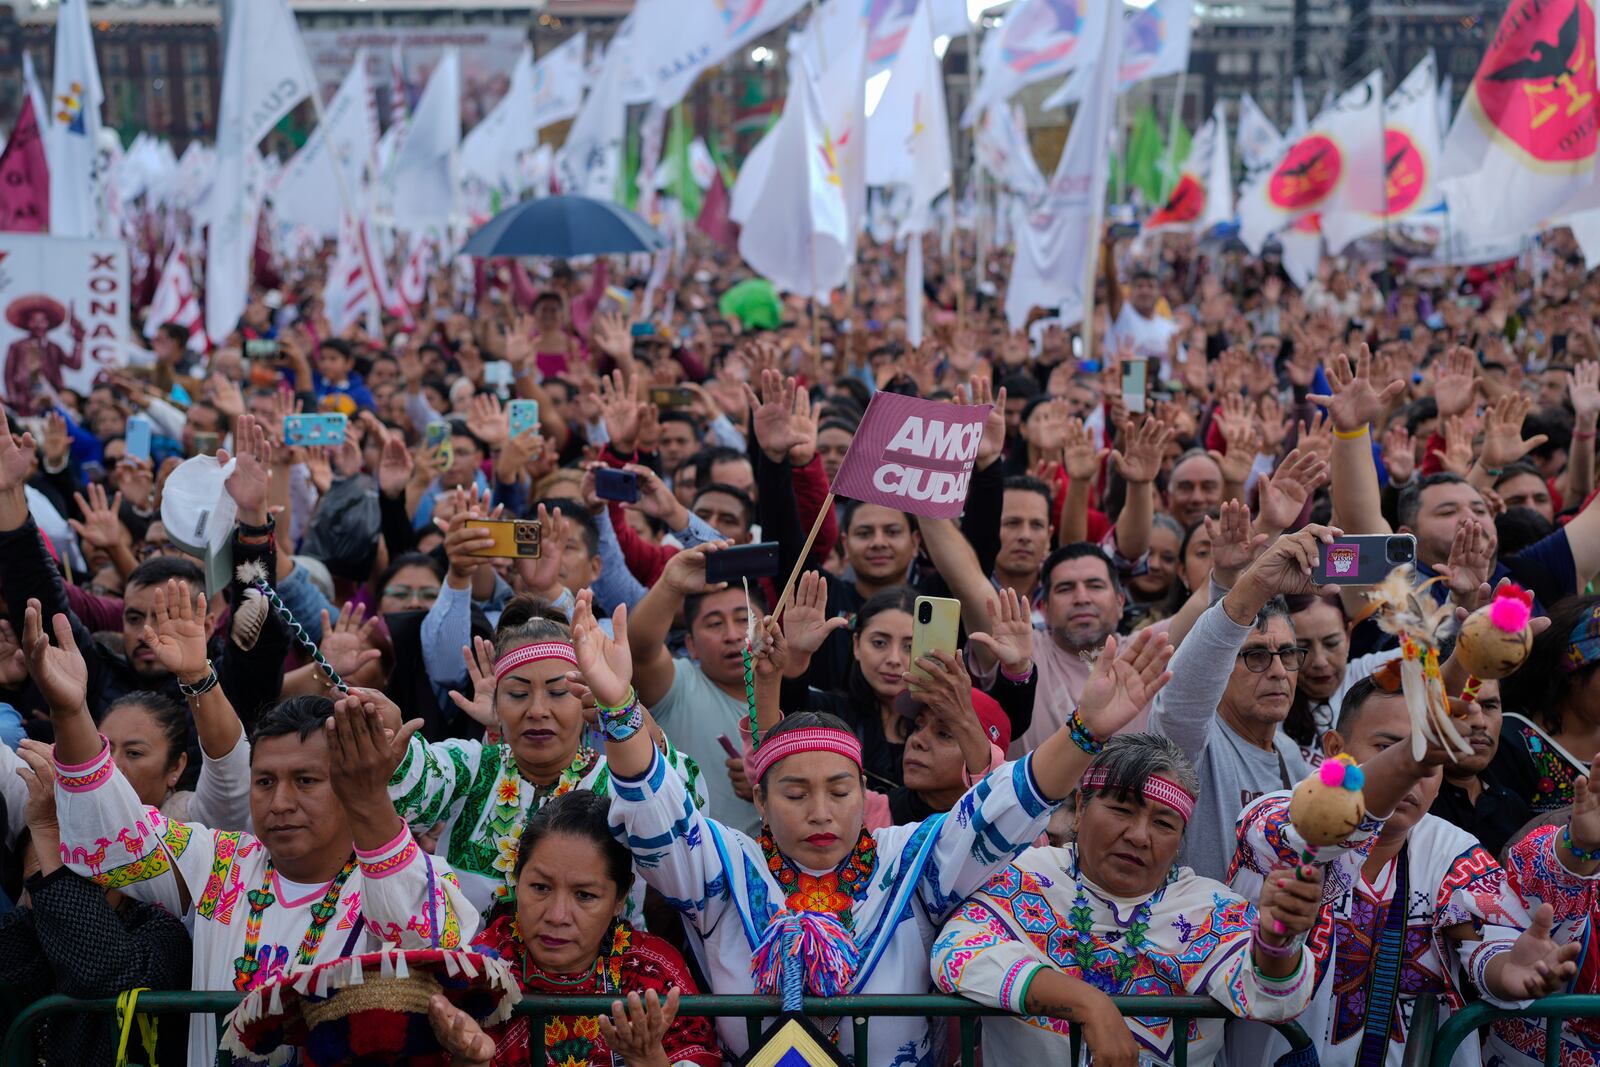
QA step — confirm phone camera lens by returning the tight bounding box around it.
[919,604,931,623]
[1388,539,1415,564]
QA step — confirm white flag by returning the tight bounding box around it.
[22,51,48,141]
[631,0,810,108]
[1440,0,1599,245]
[143,250,206,347]
[906,235,926,345]
[867,0,951,234]
[461,46,537,195]
[391,49,460,232]
[1239,71,1385,255]
[205,0,315,342]
[397,234,435,308]
[271,52,379,238]
[965,0,1105,125]
[975,105,1047,198]
[1004,4,1121,330]
[48,0,104,238]
[326,211,400,334]
[734,56,851,299]
[531,32,587,130]
[1319,54,1444,252]
[1044,0,1193,107]
[560,31,630,200]
[1146,101,1231,235]
[1291,78,1310,138]
[1236,92,1284,177]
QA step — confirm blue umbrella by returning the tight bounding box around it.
[459,195,666,258]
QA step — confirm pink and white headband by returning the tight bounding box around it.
[493,641,578,684]
[1078,767,1197,822]
[749,728,864,783]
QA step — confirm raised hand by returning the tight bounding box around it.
[967,587,1035,675]
[597,988,680,1067]
[591,308,634,363]
[377,430,415,497]
[443,501,497,586]
[1480,393,1548,470]
[746,369,813,465]
[327,692,423,812]
[317,602,384,682]
[522,502,571,596]
[660,541,732,598]
[1433,346,1479,420]
[1570,361,1600,425]
[111,457,155,509]
[1434,519,1494,609]
[1382,424,1416,484]
[220,414,272,522]
[1237,523,1342,598]
[23,598,88,713]
[1257,394,1290,454]
[446,636,499,729]
[142,579,210,683]
[0,419,38,494]
[468,392,509,451]
[1208,417,1260,486]
[1256,448,1327,533]
[624,465,688,527]
[207,373,245,423]
[781,570,849,657]
[1206,501,1269,589]
[1112,415,1173,486]
[1062,416,1107,482]
[41,410,71,469]
[1075,628,1174,739]
[69,482,129,551]
[570,589,632,709]
[1294,409,1334,466]
[1308,345,1407,433]
[967,376,1007,470]
[1432,413,1476,477]
[0,619,27,687]
[597,370,641,454]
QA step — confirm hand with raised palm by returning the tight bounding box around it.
[746,369,812,464]
[1435,518,1495,606]
[1433,346,1479,420]
[1238,523,1342,599]
[524,503,571,596]
[1308,345,1407,433]
[446,636,499,729]
[1205,499,1268,588]
[597,371,641,454]
[1062,417,1107,482]
[1112,415,1172,485]
[69,483,129,551]
[570,590,632,708]
[1256,448,1327,533]
[469,392,509,451]
[1382,425,1416,484]
[221,414,272,524]
[23,599,87,714]
[0,420,37,495]
[317,602,384,681]
[967,377,1007,470]
[141,579,211,683]
[1571,362,1600,425]
[1075,628,1174,740]
[377,431,414,497]
[1480,393,1548,471]
[0,619,26,687]
[42,411,70,469]
[592,309,633,363]
[781,570,849,657]
[967,587,1034,675]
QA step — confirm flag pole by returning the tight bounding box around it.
[772,493,834,619]
[1160,69,1188,203]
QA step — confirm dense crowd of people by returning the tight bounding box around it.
[1,223,1599,1067]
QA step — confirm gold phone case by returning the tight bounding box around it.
[463,519,543,559]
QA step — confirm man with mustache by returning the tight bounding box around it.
[1429,675,1532,855]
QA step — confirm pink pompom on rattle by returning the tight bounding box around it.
[1488,586,1533,633]
[1319,760,1345,787]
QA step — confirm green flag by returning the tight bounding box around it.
[620,119,641,209]
[667,103,703,221]
[1161,120,1192,201]
[1125,104,1165,207]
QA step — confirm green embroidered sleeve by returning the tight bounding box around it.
[388,735,485,829]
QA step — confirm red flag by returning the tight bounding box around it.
[0,97,49,233]
[696,169,740,251]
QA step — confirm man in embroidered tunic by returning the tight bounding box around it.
[40,603,476,1067]
[933,734,1319,1067]
[1227,677,1579,1067]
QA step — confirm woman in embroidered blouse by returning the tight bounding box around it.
[933,733,1322,1067]
[570,588,1176,1066]
[1486,595,1600,814]
[428,789,720,1067]
[384,595,704,917]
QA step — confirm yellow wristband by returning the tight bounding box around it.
[1332,424,1369,440]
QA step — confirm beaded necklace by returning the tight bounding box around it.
[759,828,876,931]
[231,858,357,991]
[489,744,599,900]
[1064,852,1163,992]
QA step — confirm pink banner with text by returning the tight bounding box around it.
[829,392,991,519]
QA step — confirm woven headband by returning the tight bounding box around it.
[1078,767,1197,822]
[749,728,864,783]
[494,641,578,684]
[1564,604,1600,673]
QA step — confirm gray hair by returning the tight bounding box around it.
[1150,513,1184,542]
[1254,594,1292,634]
[1080,733,1200,809]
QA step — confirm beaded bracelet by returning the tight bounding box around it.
[1251,925,1301,960]
[1067,708,1103,755]
[598,687,645,742]
[1563,824,1600,862]
[179,662,220,699]
[595,687,638,714]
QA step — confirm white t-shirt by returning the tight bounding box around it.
[1106,303,1180,373]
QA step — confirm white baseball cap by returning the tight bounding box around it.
[160,454,238,596]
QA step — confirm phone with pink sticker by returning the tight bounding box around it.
[1313,534,1417,586]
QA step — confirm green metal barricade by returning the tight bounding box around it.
[0,990,1314,1067]
[1407,992,1600,1067]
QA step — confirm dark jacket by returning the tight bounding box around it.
[0,867,191,1066]
[0,516,290,732]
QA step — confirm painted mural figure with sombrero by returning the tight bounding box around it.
[568,586,1176,1066]
[40,613,479,1066]
[3,292,84,411]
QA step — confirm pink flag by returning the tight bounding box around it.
[829,392,991,519]
[0,97,49,233]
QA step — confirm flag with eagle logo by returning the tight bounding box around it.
[1146,100,1231,235]
[1440,0,1600,244]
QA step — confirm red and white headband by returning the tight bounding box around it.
[493,641,578,684]
[1078,767,1197,822]
[749,728,864,783]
